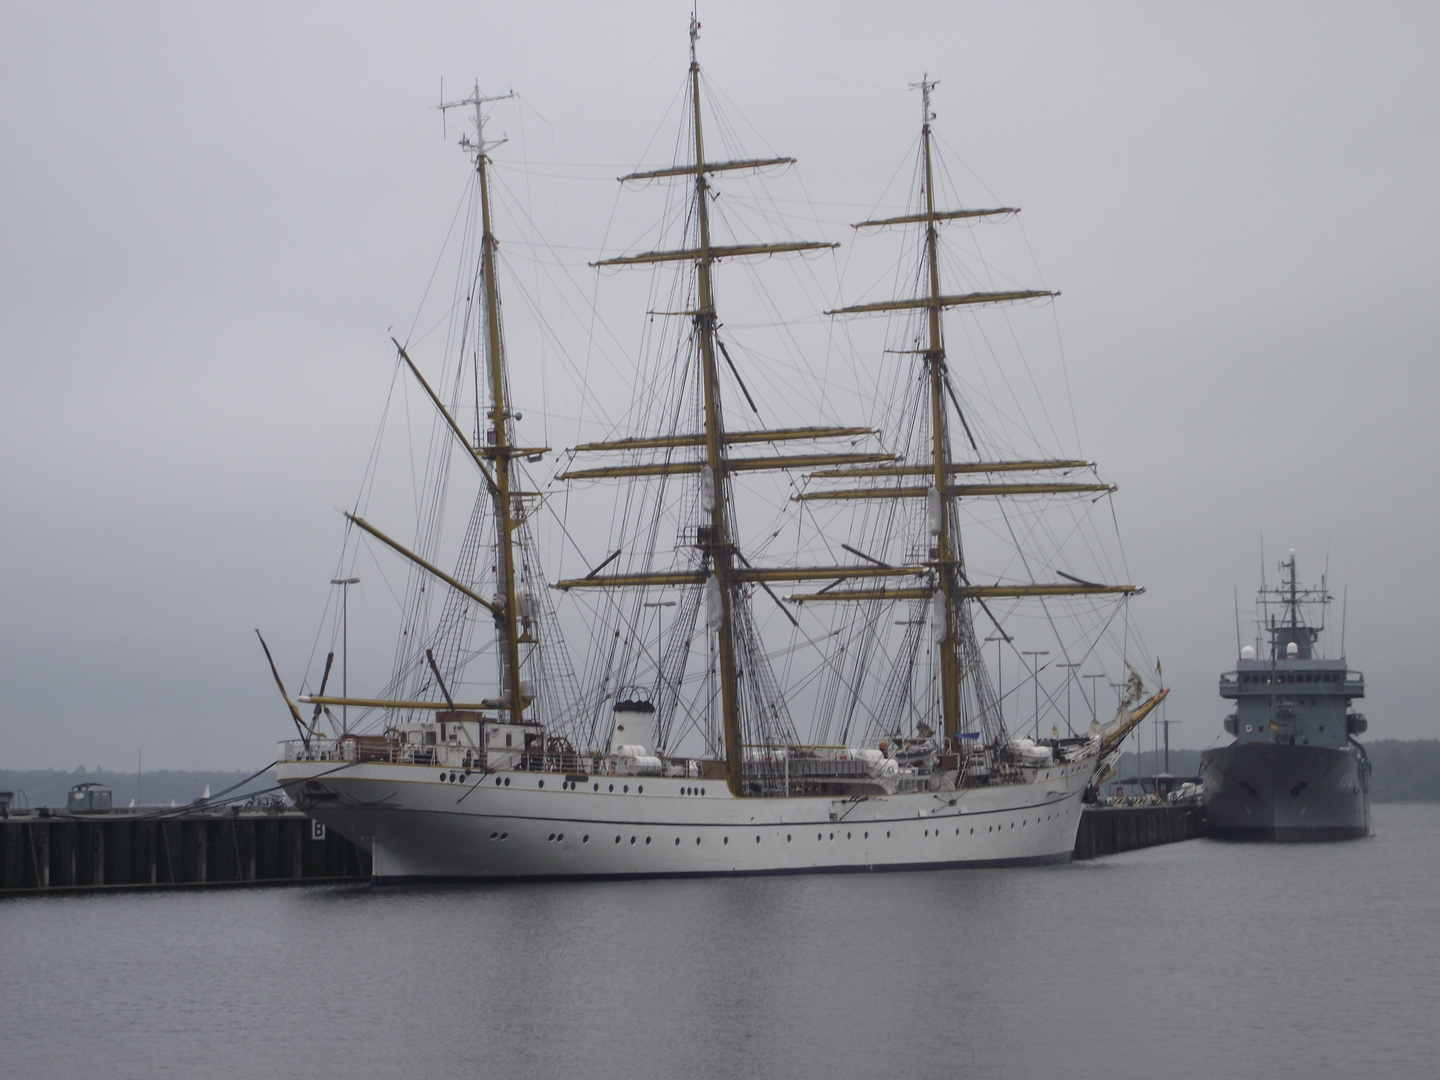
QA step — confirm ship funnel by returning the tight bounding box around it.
[611,691,657,755]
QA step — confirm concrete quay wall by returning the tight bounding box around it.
[0,810,370,895]
[1073,804,1207,860]
[1,804,1200,893]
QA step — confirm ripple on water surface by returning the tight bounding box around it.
[3,803,1438,1080]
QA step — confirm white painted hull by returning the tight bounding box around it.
[275,759,1091,881]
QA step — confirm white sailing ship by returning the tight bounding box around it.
[272,23,1164,881]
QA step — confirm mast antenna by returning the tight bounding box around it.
[910,75,939,139]
[436,81,516,161]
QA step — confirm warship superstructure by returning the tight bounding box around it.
[1202,553,1371,840]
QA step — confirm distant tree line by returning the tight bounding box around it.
[0,767,267,810]
[5,740,1438,808]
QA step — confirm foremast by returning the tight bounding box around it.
[819,78,1138,746]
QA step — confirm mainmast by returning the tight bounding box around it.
[563,20,866,793]
[685,22,745,796]
[917,77,962,743]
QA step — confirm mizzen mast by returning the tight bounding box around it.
[440,83,530,723]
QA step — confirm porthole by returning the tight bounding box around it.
[700,788,706,795]
[723,837,729,845]
[886,831,891,838]
[499,832,508,840]
[489,832,498,839]
[614,836,621,844]
[593,783,599,791]
[538,780,544,789]
[623,785,629,793]
[695,837,701,845]
[503,777,510,787]
[755,835,761,844]
[924,830,928,837]
[674,837,680,846]
[630,837,636,845]
[846,832,851,840]
[817,833,822,841]
[495,777,502,786]
[970,828,974,835]
[548,833,555,841]
[583,835,590,843]
[439,772,446,782]
[863,831,869,839]
[637,785,644,794]
[557,834,564,842]
[608,784,614,792]
[828,832,834,841]
[786,834,792,842]
[645,837,652,845]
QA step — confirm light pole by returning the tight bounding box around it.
[984,634,1007,731]
[642,600,676,696]
[1022,650,1048,740]
[1058,661,1081,737]
[331,577,360,735]
[1158,717,1180,775]
[1083,673,1105,726]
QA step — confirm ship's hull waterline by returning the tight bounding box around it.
[275,760,1092,882]
[1201,742,1371,842]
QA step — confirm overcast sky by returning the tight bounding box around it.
[3,2,1437,770]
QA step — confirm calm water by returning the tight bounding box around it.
[3,803,1437,1080]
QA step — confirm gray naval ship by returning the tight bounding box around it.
[1202,553,1371,840]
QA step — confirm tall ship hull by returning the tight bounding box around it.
[277,757,1092,881]
[1204,552,1371,842]
[1200,741,1369,841]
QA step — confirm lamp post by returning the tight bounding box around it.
[1058,661,1082,737]
[984,634,1007,731]
[1083,673,1104,726]
[642,600,676,697]
[331,577,360,734]
[1022,650,1049,740]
